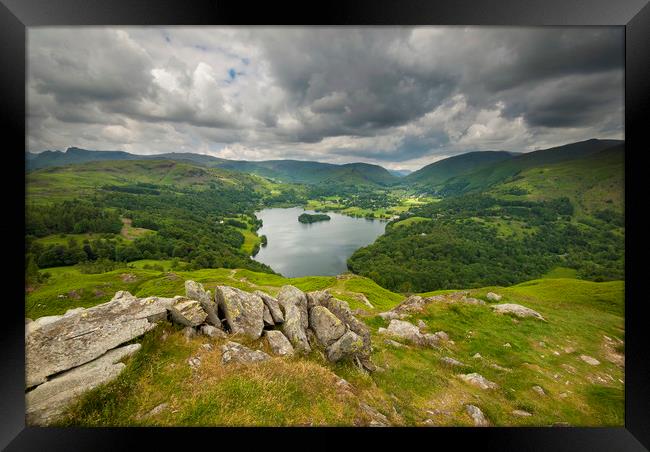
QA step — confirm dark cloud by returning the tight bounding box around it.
[27,27,624,170]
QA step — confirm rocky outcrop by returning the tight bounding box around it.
[26,291,175,388]
[221,341,271,365]
[491,303,546,321]
[215,286,265,339]
[26,343,141,425]
[25,280,376,425]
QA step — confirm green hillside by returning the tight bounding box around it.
[348,142,624,292]
[435,139,622,196]
[26,265,623,427]
[404,151,516,187]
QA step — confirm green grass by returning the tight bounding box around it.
[33,232,126,246]
[390,217,432,228]
[28,265,624,427]
[542,267,579,279]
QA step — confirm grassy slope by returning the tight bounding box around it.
[29,266,623,427]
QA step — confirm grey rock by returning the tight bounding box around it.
[512,409,532,417]
[185,280,219,327]
[433,331,449,341]
[378,311,406,320]
[486,292,502,302]
[25,291,174,388]
[580,355,601,366]
[326,330,364,362]
[215,286,264,340]
[306,290,332,309]
[472,353,482,359]
[279,299,311,353]
[359,402,391,427]
[254,291,284,324]
[491,303,546,321]
[321,297,372,359]
[264,330,294,356]
[201,343,213,351]
[277,285,309,330]
[26,343,141,425]
[380,319,429,346]
[263,304,274,327]
[145,403,168,417]
[440,357,466,367]
[465,404,489,426]
[200,324,227,339]
[458,373,499,390]
[417,319,427,330]
[309,306,346,346]
[188,356,201,369]
[532,385,546,396]
[221,341,270,365]
[169,298,208,327]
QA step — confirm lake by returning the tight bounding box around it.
[253,207,387,277]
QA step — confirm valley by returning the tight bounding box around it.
[24,138,625,427]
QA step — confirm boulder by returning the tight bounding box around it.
[280,300,311,353]
[433,331,449,341]
[221,341,270,365]
[320,297,372,358]
[254,291,284,324]
[306,290,332,309]
[417,319,427,330]
[491,303,546,321]
[26,343,141,425]
[215,286,264,340]
[277,285,309,330]
[486,292,502,302]
[580,355,601,366]
[394,295,426,313]
[458,373,498,390]
[461,296,485,305]
[200,324,227,339]
[262,304,274,327]
[359,402,391,427]
[182,326,196,341]
[25,292,175,388]
[512,409,532,417]
[465,405,489,426]
[440,357,466,368]
[264,330,294,356]
[378,311,406,320]
[309,306,346,347]
[326,330,364,362]
[185,280,220,327]
[380,319,424,345]
[532,385,546,396]
[169,298,208,327]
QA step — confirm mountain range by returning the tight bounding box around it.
[26,139,623,192]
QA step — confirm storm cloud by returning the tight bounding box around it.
[27,27,623,170]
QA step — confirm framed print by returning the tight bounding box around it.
[2,0,649,449]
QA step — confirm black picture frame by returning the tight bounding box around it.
[2,0,648,450]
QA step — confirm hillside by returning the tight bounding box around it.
[348,142,624,292]
[26,147,398,187]
[404,151,516,187]
[435,139,623,196]
[26,265,623,427]
[25,159,303,274]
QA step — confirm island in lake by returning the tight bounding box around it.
[298,212,331,224]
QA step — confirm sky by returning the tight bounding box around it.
[27,27,624,171]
